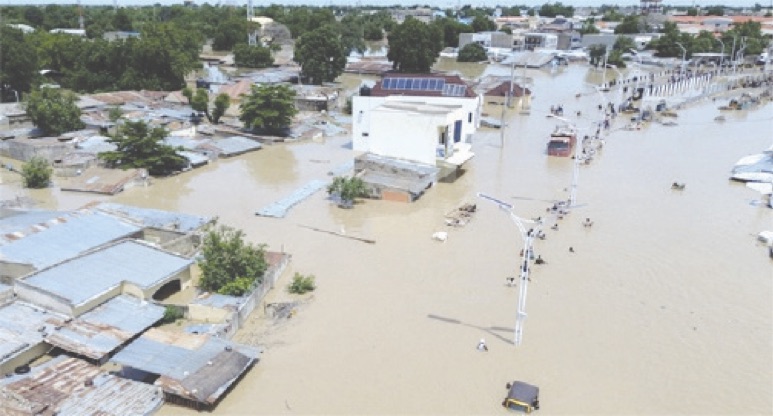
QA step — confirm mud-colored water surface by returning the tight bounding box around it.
[2,64,771,415]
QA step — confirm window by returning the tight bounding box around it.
[468,112,472,123]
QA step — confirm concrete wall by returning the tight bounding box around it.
[2,140,74,163]
[0,261,35,284]
[353,95,481,156]
[188,303,231,322]
[0,341,51,376]
[368,106,458,165]
[14,281,74,316]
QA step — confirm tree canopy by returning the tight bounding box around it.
[294,25,347,85]
[538,2,575,18]
[457,43,488,62]
[0,26,38,101]
[239,84,298,134]
[233,44,274,68]
[23,88,84,135]
[99,120,187,176]
[197,224,268,297]
[387,17,443,73]
[21,156,53,188]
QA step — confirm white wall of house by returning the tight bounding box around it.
[365,102,464,165]
[352,94,481,154]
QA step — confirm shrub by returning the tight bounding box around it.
[21,156,52,188]
[162,305,184,324]
[288,273,316,294]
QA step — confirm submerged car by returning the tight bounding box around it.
[502,381,540,413]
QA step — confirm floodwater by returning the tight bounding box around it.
[2,63,772,415]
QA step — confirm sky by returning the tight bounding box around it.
[5,0,767,8]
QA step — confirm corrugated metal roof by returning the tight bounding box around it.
[0,209,74,245]
[0,212,141,269]
[74,135,116,154]
[210,136,262,156]
[21,240,193,308]
[191,292,242,309]
[111,328,258,404]
[45,295,164,360]
[0,356,163,416]
[91,202,211,233]
[255,179,326,218]
[0,301,66,367]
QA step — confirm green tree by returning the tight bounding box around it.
[239,84,298,133]
[706,6,723,15]
[99,120,187,176]
[327,176,368,208]
[182,86,193,104]
[0,26,38,101]
[471,15,496,32]
[192,88,209,113]
[539,2,575,18]
[197,224,268,297]
[579,18,600,35]
[21,156,53,188]
[211,93,230,124]
[294,25,347,85]
[588,44,607,66]
[387,17,443,73]
[613,35,636,52]
[24,88,85,135]
[431,17,473,48]
[457,43,488,62]
[233,43,274,68]
[614,15,643,34]
[212,15,250,51]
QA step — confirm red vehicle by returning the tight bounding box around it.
[546,125,576,157]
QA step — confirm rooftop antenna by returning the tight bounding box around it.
[247,0,257,46]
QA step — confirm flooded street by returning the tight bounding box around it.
[2,63,771,414]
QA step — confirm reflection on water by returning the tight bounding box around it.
[2,63,771,415]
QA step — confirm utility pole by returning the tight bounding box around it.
[478,193,543,347]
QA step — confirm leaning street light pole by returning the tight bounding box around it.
[477,192,543,346]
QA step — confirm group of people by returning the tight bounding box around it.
[549,104,564,116]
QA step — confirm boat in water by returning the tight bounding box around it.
[546,125,576,157]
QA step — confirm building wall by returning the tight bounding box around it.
[0,262,35,284]
[14,281,74,316]
[0,341,51,376]
[188,304,231,322]
[368,107,455,165]
[352,95,481,155]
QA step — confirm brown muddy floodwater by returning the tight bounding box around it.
[1,64,771,415]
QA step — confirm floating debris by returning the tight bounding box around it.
[445,202,477,227]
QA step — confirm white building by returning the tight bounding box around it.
[352,74,481,171]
